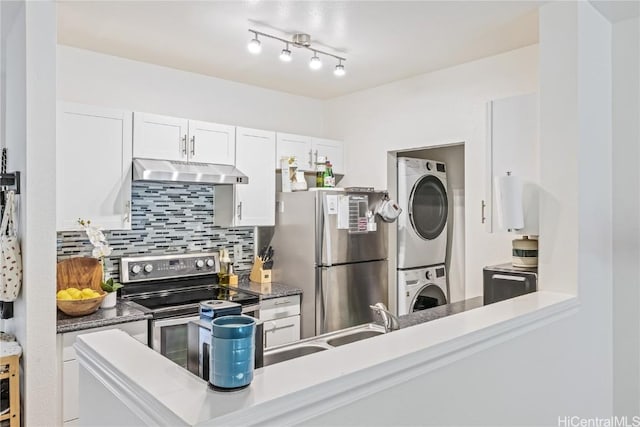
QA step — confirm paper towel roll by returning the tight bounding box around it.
[495,174,524,230]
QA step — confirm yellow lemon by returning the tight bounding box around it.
[90,291,101,298]
[81,288,96,298]
[56,290,71,300]
[66,287,81,297]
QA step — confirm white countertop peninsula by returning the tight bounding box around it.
[75,291,577,426]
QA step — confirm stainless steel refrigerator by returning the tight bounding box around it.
[271,189,388,338]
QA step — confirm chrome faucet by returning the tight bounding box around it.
[369,303,400,333]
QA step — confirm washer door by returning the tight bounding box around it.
[409,175,448,240]
[411,284,447,312]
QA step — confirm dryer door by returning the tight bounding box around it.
[409,175,448,240]
[411,284,447,312]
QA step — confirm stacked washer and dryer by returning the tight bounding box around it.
[397,157,449,316]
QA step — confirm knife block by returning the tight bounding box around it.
[250,257,271,284]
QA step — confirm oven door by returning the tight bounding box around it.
[151,315,200,368]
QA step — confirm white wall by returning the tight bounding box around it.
[307,2,613,425]
[57,45,324,136]
[1,1,58,425]
[612,16,640,417]
[324,44,538,296]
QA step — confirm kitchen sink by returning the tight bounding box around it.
[326,330,385,347]
[262,323,387,367]
[263,345,329,366]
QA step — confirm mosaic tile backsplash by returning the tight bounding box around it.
[57,182,254,282]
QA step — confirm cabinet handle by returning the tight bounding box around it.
[274,300,290,305]
[314,149,318,165]
[123,201,131,223]
[190,135,196,156]
[272,323,295,332]
[237,201,242,220]
[309,149,313,169]
[481,200,486,224]
[181,134,187,156]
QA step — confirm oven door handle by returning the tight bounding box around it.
[153,315,201,328]
[241,304,261,314]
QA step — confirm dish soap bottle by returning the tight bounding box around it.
[323,161,335,188]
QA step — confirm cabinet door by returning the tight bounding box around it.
[133,112,188,161]
[485,94,538,233]
[57,103,133,231]
[188,120,235,165]
[276,133,313,171]
[62,360,79,422]
[312,138,345,175]
[58,320,148,426]
[235,127,276,226]
[264,316,301,348]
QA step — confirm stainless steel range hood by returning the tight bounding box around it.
[133,158,248,185]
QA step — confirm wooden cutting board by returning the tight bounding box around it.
[56,257,103,291]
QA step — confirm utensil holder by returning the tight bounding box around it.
[249,257,271,284]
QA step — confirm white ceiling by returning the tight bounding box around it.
[57,1,541,100]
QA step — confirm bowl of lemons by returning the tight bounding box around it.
[56,287,106,316]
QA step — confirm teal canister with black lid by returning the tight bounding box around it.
[209,315,256,391]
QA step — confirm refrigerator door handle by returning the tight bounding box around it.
[317,268,329,335]
[322,194,333,266]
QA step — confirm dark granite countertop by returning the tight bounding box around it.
[220,276,303,301]
[57,300,152,334]
[374,296,484,330]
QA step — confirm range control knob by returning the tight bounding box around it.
[131,264,142,275]
[144,264,154,273]
[205,259,215,268]
[195,259,205,269]
[426,162,432,171]
[425,270,433,280]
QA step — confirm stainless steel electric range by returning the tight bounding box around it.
[119,252,260,367]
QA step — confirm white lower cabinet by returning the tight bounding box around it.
[263,316,301,348]
[259,295,301,348]
[58,320,148,425]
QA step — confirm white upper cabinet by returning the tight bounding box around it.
[235,127,276,226]
[311,138,344,175]
[276,133,313,171]
[133,113,188,161]
[57,102,133,231]
[485,93,538,232]
[276,133,345,175]
[188,121,235,165]
[133,113,235,165]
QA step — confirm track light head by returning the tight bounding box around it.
[334,61,345,77]
[247,34,261,54]
[280,44,292,62]
[309,53,322,70]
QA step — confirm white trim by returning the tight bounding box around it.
[75,291,578,426]
[211,295,579,426]
[75,340,188,426]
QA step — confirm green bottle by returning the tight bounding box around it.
[323,161,335,188]
[316,162,324,188]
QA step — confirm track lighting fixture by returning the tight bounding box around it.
[248,29,346,77]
